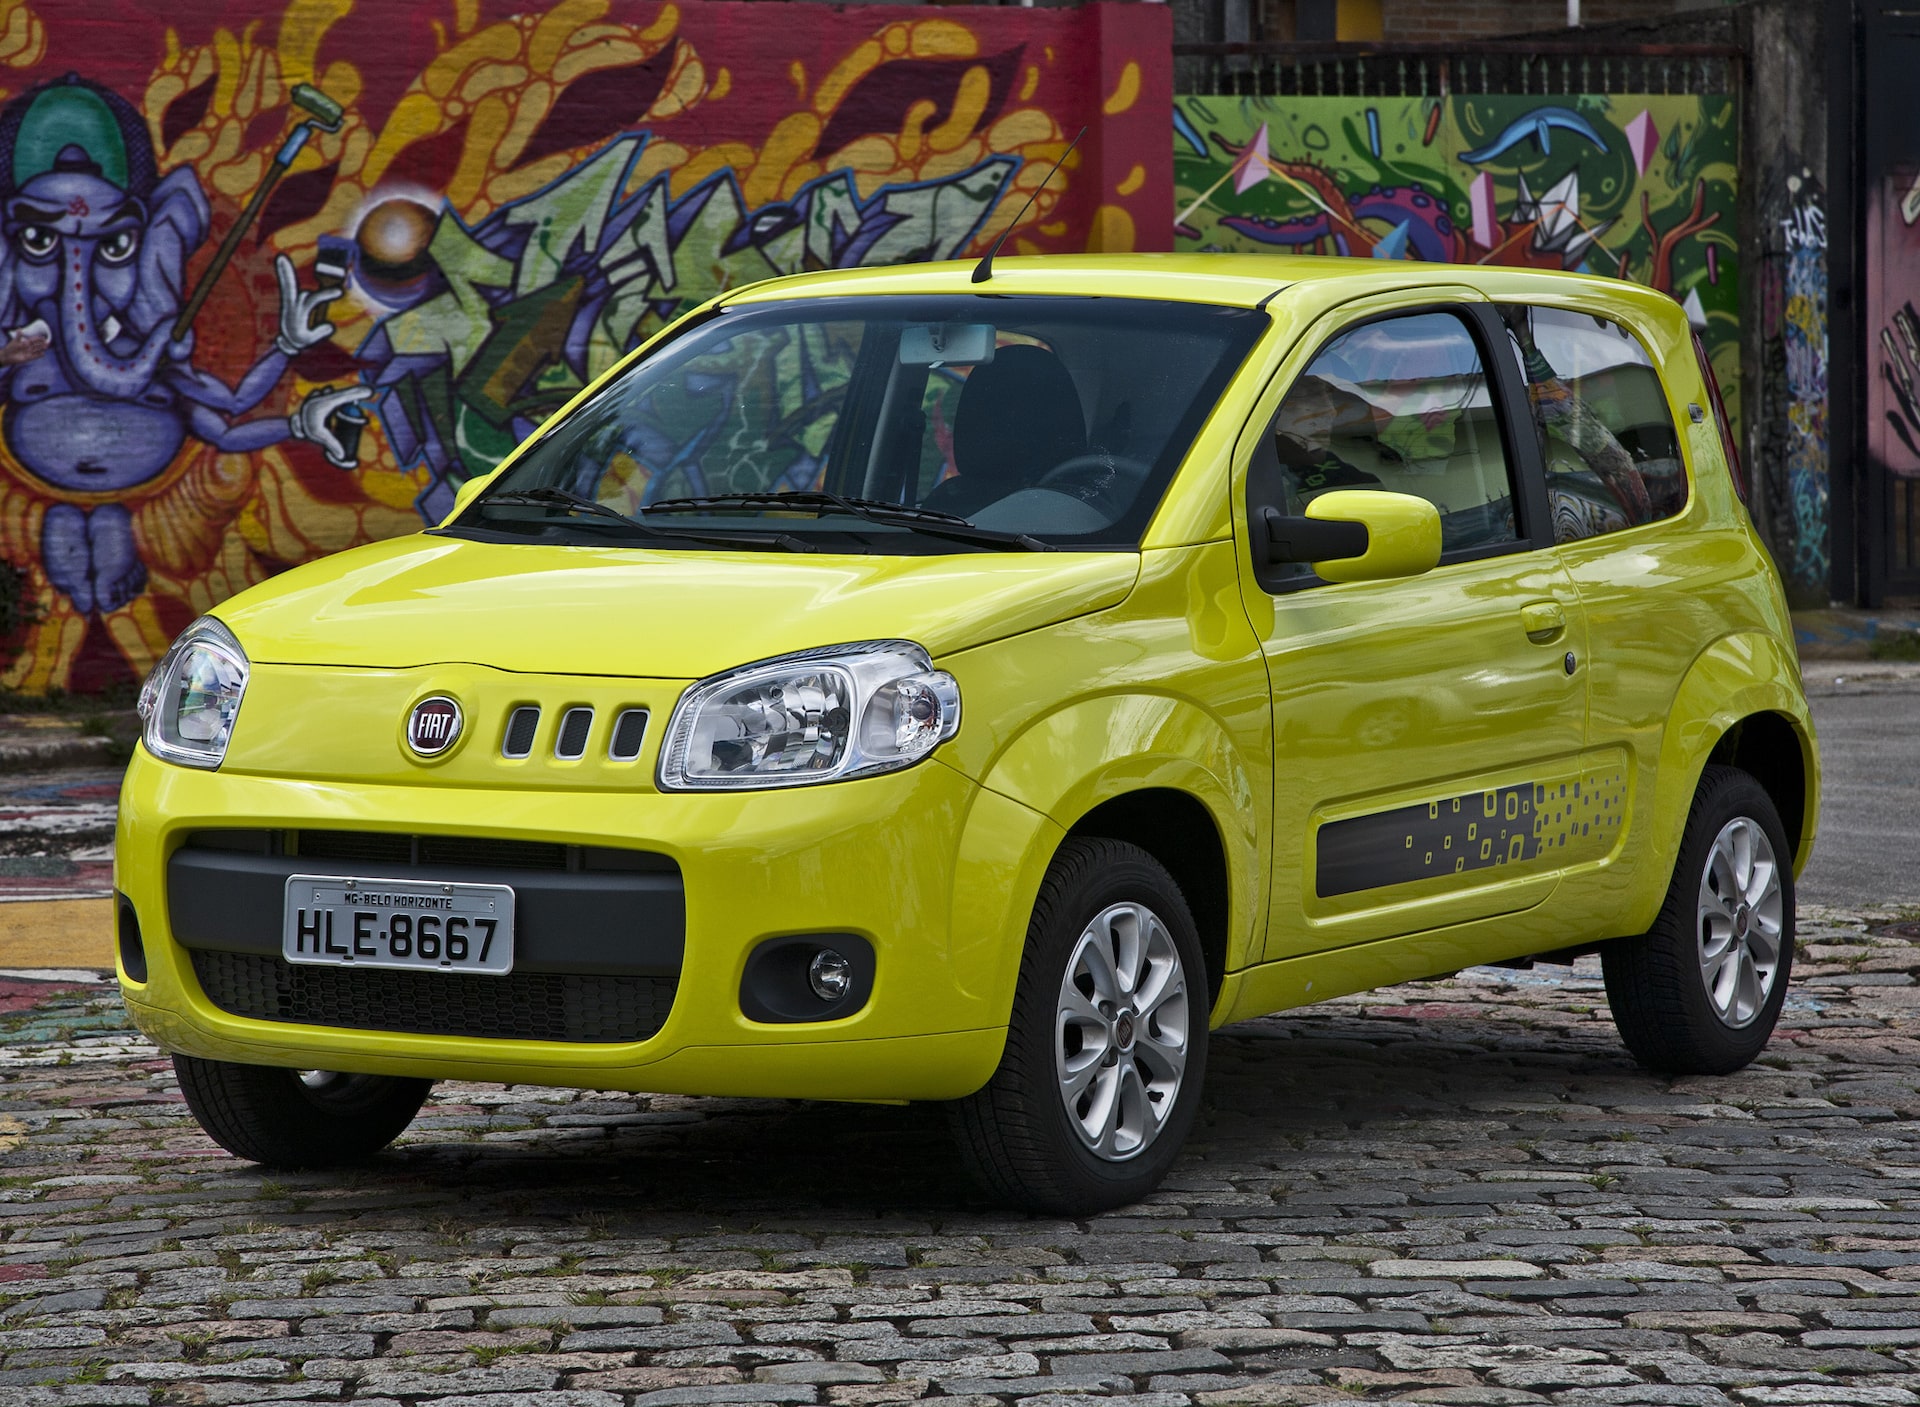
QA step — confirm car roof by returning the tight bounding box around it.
[718,254,1676,318]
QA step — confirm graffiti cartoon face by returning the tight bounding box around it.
[0,77,206,492]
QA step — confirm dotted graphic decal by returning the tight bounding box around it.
[1316,768,1628,899]
[1530,769,1628,859]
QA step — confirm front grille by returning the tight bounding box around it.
[293,830,571,871]
[610,708,649,761]
[503,706,540,758]
[556,707,594,759]
[191,950,676,1043]
[188,830,677,876]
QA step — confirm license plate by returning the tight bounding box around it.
[282,875,515,975]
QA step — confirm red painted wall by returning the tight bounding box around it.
[0,0,1170,693]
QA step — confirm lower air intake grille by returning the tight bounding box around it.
[191,950,675,1043]
[293,830,572,871]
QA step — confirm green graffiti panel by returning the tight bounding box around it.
[1175,94,1739,434]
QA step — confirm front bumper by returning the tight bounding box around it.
[115,749,1025,1101]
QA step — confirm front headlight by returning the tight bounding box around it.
[137,615,249,770]
[659,640,960,791]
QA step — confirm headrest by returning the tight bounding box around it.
[952,343,1086,488]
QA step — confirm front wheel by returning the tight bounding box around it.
[948,838,1208,1214]
[173,1056,432,1166]
[1603,764,1795,1075]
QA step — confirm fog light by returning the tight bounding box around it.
[740,934,872,1023]
[808,948,852,1001]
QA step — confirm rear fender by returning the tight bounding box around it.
[1638,631,1819,930]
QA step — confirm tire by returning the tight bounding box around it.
[1603,764,1795,1075]
[173,1056,432,1167]
[949,838,1208,1214]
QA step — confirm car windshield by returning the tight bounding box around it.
[455,294,1265,553]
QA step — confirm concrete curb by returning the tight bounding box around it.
[0,733,115,771]
[1800,660,1920,696]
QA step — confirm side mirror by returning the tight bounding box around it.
[442,471,500,526]
[1254,489,1441,583]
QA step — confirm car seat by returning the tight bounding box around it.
[920,344,1086,517]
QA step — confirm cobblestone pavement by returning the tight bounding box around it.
[3,903,1919,1407]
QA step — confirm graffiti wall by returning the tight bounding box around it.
[0,0,1170,693]
[1761,171,1829,600]
[1174,93,1740,429]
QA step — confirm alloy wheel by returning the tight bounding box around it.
[1696,816,1784,1028]
[1054,901,1190,1161]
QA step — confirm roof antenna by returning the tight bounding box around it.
[971,126,1086,285]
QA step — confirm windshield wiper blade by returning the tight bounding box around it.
[643,490,1054,551]
[480,486,648,525]
[474,486,818,552]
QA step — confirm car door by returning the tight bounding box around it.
[1497,300,1728,938]
[1233,290,1605,960]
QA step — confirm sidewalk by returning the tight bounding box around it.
[0,710,127,970]
[1793,604,1920,659]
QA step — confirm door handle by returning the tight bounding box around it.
[1520,601,1566,643]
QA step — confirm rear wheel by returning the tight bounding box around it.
[949,838,1207,1214]
[1603,764,1795,1074]
[173,1056,431,1166]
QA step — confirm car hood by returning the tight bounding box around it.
[219,533,1142,677]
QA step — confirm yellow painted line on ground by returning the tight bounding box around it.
[0,899,114,970]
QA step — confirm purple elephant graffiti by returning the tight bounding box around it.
[0,75,368,615]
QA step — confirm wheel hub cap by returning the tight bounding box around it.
[1696,817,1785,1030]
[1054,902,1190,1162]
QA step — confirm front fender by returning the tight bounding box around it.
[950,691,1267,1021]
[1638,630,1819,928]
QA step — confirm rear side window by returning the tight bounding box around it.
[1501,306,1687,543]
[1266,310,1522,566]
[1693,329,1747,504]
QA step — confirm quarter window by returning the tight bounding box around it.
[1266,310,1521,567]
[1501,305,1688,542]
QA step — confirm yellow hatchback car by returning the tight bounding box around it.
[118,255,1817,1213]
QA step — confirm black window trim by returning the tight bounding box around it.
[1247,299,1551,597]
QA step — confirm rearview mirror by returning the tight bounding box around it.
[899,323,995,367]
[1254,489,1441,583]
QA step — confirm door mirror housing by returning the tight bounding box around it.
[1256,489,1442,583]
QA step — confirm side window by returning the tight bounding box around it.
[1501,305,1687,543]
[1266,310,1522,564]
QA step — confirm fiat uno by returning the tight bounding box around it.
[119,255,1817,1213]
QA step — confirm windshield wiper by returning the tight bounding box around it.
[481,486,649,526]
[473,486,818,552]
[643,490,1054,552]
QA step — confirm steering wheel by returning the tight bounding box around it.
[1035,452,1153,516]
